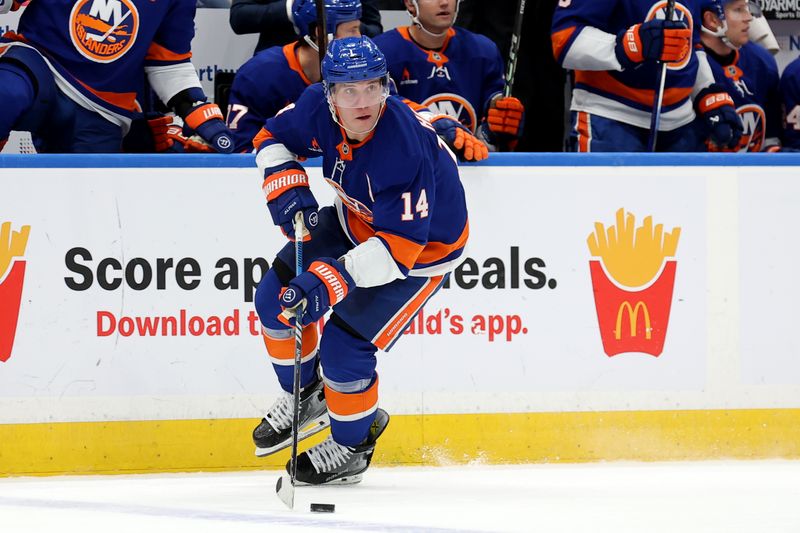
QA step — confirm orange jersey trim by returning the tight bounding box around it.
[324,377,379,418]
[282,43,313,86]
[145,42,192,63]
[373,276,443,351]
[376,231,425,271]
[575,71,692,108]
[551,26,576,61]
[253,127,274,151]
[397,26,455,68]
[417,220,469,265]
[262,323,318,361]
[76,79,139,112]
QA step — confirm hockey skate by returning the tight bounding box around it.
[287,408,390,485]
[253,378,329,457]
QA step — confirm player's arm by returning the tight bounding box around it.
[145,0,233,153]
[340,159,432,288]
[692,50,743,151]
[226,75,268,153]
[551,2,689,72]
[477,40,524,151]
[255,94,322,240]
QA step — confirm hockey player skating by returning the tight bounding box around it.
[698,0,780,151]
[0,0,233,153]
[551,0,743,152]
[252,35,468,484]
[373,0,524,152]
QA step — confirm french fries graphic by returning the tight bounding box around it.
[588,209,680,357]
[0,222,30,363]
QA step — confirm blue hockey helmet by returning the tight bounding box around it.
[322,35,387,84]
[293,0,362,40]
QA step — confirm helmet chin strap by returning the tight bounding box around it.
[304,32,335,52]
[701,19,740,50]
[407,0,458,39]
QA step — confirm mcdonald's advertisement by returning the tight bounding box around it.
[1,161,798,426]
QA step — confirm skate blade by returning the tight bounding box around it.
[276,474,295,509]
[254,416,330,457]
[295,473,363,486]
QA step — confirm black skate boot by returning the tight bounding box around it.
[252,378,329,457]
[288,408,390,485]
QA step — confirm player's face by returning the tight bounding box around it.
[410,0,457,33]
[334,20,361,40]
[724,0,753,47]
[330,78,388,137]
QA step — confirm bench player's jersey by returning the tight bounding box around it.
[226,43,312,153]
[0,0,198,130]
[780,56,800,150]
[702,43,780,152]
[373,26,503,133]
[257,84,469,279]
[552,0,710,131]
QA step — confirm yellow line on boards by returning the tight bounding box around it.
[1,409,799,477]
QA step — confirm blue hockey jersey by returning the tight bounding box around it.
[780,56,800,150]
[551,0,713,131]
[226,43,312,153]
[0,0,199,130]
[256,84,469,282]
[701,43,780,152]
[373,26,504,133]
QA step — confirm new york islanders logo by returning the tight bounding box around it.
[588,209,680,357]
[422,93,477,133]
[736,104,766,152]
[0,222,30,363]
[70,0,139,63]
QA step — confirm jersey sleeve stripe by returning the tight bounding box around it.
[145,42,192,63]
[75,78,139,112]
[551,26,578,62]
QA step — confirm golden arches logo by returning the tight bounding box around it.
[615,301,651,340]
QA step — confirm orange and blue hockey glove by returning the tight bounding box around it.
[182,102,235,153]
[147,114,215,153]
[486,95,525,139]
[262,161,319,242]
[279,258,355,326]
[431,115,488,162]
[615,19,691,69]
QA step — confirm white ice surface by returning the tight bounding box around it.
[1,461,798,533]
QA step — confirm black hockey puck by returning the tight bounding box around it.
[310,503,335,513]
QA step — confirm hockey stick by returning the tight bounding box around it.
[316,0,328,65]
[504,0,526,97]
[647,0,677,152]
[276,211,307,510]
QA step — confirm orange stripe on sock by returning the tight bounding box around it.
[262,323,318,361]
[324,376,379,418]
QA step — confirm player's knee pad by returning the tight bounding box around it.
[319,318,377,389]
[254,267,290,331]
[0,47,56,134]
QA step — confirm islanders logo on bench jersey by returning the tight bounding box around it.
[70,0,139,63]
[645,0,693,71]
[422,93,477,133]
